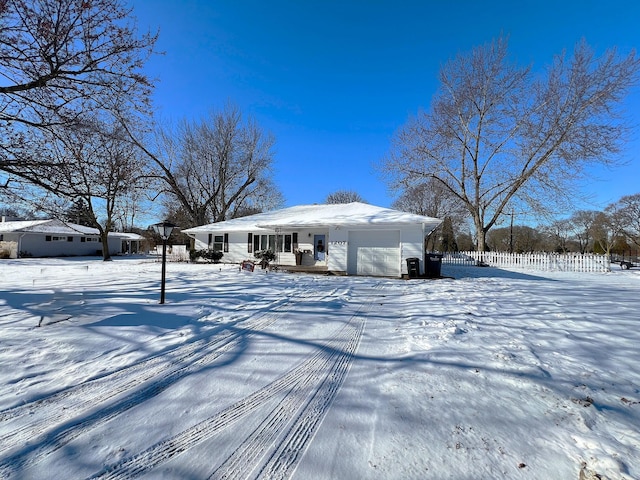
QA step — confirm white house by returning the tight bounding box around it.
[182,203,442,278]
[0,219,145,258]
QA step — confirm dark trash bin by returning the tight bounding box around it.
[424,253,443,278]
[406,257,420,279]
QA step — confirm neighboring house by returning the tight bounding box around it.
[0,219,145,258]
[182,202,442,277]
[118,232,147,255]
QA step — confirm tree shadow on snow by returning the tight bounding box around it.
[441,264,554,281]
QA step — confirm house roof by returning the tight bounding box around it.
[0,219,142,239]
[0,219,92,234]
[0,219,51,233]
[117,232,145,241]
[182,202,442,234]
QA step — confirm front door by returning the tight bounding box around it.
[314,235,326,261]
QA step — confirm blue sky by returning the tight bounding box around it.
[130,0,640,212]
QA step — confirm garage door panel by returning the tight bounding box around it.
[348,230,400,277]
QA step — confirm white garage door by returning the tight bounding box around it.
[348,230,401,277]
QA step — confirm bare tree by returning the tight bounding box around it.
[487,225,543,253]
[381,37,640,252]
[569,210,598,253]
[112,177,153,231]
[17,117,146,260]
[392,179,467,222]
[132,105,283,228]
[0,0,156,185]
[392,180,468,251]
[606,193,640,249]
[325,190,366,204]
[486,227,511,252]
[591,211,620,255]
[541,219,574,253]
[438,216,458,252]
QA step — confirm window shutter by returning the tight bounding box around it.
[81,237,86,242]
[67,236,73,242]
[45,235,51,242]
[248,233,253,253]
[224,233,229,252]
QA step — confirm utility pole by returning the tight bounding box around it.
[509,209,514,254]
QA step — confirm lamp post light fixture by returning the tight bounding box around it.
[152,221,177,304]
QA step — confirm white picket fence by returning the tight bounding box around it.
[442,251,611,273]
[152,244,190,262]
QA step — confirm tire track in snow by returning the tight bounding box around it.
[88,287,375,480]
[0,297,284,424]
[0,287,319,428]
[0,313,274,456]
[0,287,339,478]
[0,319,266,478]
[254,316,364,480]
[210,312,366,480]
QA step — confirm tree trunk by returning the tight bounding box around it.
[473,215,487,253]
[101,235,112,261]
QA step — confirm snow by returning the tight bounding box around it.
[0,220,52,233]
[0,257,639,479]
[182,202,442,233]
[0,219,141,238]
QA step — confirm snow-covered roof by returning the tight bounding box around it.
[182,202,442,234]
[0,219,94,234]
[0,219,141,238]
[116,232,145,241]
[0,219,51,233]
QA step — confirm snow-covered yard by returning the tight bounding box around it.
[0,258,638,479]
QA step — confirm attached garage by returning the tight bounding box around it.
[347,230,401,277]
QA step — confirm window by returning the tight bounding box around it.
[47,236,67,242]
[208,233,227,252]
[251,233,295,253]
[212,235,223,252]
[276,234,292,252]
[67,236,74,242]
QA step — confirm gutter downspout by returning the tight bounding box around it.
[18,233,26,259]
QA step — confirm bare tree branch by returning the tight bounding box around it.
[380,36,639,252]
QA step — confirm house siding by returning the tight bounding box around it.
[328,226,348,273]
[18,234,121,257]
[189,224,429,277]
[192,228,331,267]
[181,203,441,277]
[400,225,426,275]
[1,232,124,258]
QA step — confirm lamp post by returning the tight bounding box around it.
[152,221,176,304]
